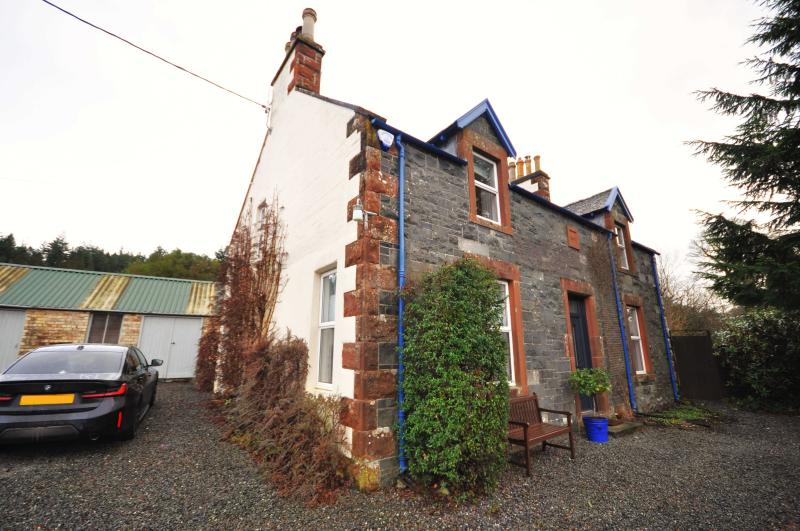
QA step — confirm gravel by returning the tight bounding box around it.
[2,383,798,530]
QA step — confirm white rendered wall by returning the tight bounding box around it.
[240,60,359,399]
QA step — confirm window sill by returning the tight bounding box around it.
[634,373,656,384]
[470,214,513,235]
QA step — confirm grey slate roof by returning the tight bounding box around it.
[563,186,634,221]
[563,188,615,216]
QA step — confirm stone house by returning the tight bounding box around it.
[234,9,678,488]
[0,263,215,378]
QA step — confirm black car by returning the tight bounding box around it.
[0,344,161,443]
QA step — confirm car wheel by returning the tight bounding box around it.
[149,383,157,407]
[117,409,138,441]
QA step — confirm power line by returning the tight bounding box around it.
[40,0,269,111]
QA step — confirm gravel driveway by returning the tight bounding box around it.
[2,383,798,529]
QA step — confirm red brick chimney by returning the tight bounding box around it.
[273,8,325,95]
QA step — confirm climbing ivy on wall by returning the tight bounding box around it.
[403,258,509,494]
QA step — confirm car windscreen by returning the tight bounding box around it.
[4,350,124,375]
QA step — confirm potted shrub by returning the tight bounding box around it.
[568,368,612,443]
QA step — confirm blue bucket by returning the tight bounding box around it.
[583,416,609,443]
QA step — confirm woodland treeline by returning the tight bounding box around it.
[0,233,221,281]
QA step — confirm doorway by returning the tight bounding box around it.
[138,316,203,379]
[569,295,594,412]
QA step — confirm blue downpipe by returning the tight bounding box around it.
[607,234,638,412]
[650,254,680,401]
[395,134,408,473]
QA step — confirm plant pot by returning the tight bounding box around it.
[583,416,609,443]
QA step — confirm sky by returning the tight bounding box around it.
[0,1,767,274]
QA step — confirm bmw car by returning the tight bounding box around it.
[0,344,161,443]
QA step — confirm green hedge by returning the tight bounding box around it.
[403,258,509,494]
[714,307,800,411]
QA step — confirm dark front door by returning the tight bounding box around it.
[569,296,594,412]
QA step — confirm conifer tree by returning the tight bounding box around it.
[692,0,800,311]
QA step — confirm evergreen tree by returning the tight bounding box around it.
[692,0,800,311]
[0,234,43,265]
[42,236,70,267]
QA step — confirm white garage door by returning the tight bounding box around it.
[0,309,26,372]
[138,316,203,379]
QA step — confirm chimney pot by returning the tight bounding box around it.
[534,155,541,172]
[508,160,517,180]
[524,155,532,176]
[516,158,524,178]
[302,8,317,40]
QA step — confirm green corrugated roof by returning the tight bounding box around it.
[113,276,192,314]
[0,263,215,316]
[0,267,99,309]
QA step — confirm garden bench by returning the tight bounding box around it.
[508,393,575,476]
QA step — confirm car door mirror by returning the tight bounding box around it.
[150,359,164,367]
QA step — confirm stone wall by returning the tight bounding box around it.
[340,115,400,490]
[343,114,674,488]
[617,246,674,411]
[19,309,91,354]
[389,120,673,417]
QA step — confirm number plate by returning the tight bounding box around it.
[19,394,75,406]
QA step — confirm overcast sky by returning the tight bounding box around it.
[1,1,766,273]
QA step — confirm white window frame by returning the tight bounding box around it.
[317,270,336,387]
[498,280,516,384]
[616,225,630,270]
[626,305,647,374]
[473,152,501,224]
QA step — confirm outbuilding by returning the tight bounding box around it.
[0,263,215,378]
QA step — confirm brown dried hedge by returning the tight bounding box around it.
[225,333,351,505]
[194,316,220,392]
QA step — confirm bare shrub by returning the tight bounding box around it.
[195,316,220,392]
[196,196,349,504]
[657,253,724,332]
[197,196,286,394]
[226,333,351,505]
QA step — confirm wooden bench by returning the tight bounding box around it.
[508,393,575,476]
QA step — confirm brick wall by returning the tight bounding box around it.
[119,314,142,346]
[19,309,91,354]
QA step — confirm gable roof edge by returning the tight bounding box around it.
[429,99,517,158]
[605,186,634,222]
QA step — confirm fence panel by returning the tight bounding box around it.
[671,331,726,400]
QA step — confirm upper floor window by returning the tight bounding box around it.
[498,280,515,383]
[317,270,336,385]
[473,152,500,223]
[615,224,630,270]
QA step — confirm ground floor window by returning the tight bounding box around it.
[87,312,123,344]
[498,280,515,383]
[626,305,647,374]
[317,270,336,385]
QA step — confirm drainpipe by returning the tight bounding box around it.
[607,233,638,413]
[650,254,680,401]
[395,134,408,474]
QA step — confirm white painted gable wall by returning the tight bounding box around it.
[241,53,359,399]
